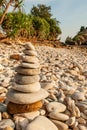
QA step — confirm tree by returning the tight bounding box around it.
[31,4,52,20]
[47,18,61,40]
[18,14,35,38]
[11,0,24,12]
[2,12,35,38]
[0,0,13,25]
[0,0,7,10]
[65,36,76,45]
[80,26,85,32]
[1,3,61,41]
[31,4,61,40]
[0,0,24,25]
[32,16,50,40]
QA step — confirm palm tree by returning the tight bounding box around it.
[0,0,13,25]
[12,0,24,12]
[0,0,7,8]
[0,0,24,25]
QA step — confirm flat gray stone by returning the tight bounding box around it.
[16,66,40,75]
[15,74,40,84]
[0,119,15,129]
[20,62,40,69]
[0,103,7,112]
[21,55,39,63]
[23,50,37,56]
[51,119,68,130]
[6,88,49,104]
[24,43,35,50]
[41,81,55,90]
[26,116,58,130]
[71,92,85,101]
[22,55,39,63]
[49,111,69,121]
[12,82,41,92]
[15,111,40,120]
[78,124,87,130]
[46,102,66,112]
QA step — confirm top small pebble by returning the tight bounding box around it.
[24,42,35,50]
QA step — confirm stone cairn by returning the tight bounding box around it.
[6,42,49,114]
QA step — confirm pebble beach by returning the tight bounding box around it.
[0,42,87,130]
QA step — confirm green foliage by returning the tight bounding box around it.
[30,4,62,40]
[0,0,24,12]
[73,36,79,41]
[2,12,22,37]
[79,26,86,32]
[65,26,87,45]
[0,0,7,11]
[1,4,61,40]
[65,36,72,42]
[32,17,50,39]
[65,36,76,45]
[47,18,61,40]
[2,12,34,38]
[31,4,52,20]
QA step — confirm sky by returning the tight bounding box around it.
[23,0,87,42]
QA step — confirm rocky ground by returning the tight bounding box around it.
[0,43,87,130]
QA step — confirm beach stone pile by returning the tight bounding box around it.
[6,43,49,114]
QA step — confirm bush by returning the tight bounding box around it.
[1,5,61,41]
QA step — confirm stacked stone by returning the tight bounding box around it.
[6,43,49,114]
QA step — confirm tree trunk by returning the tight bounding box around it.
[0,0,13,25]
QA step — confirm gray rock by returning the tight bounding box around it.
[0,103,7,112]
[76,101,87,110]
[72,92,85,101]
[49,111,69,121]
[41,81,55,90]
[14,111,40,120]
[78,124,87,130]
[15,74,40,84]
[6,88,49,104]
[46,102,66,112]
[16,67,40,75]
[19,62,40,69]
[24,43,35,50]
[22,56,39,63]
[23,50,37,56]
[12,82,41,92]
[0,119,15,129]
[26,116,58,130]
[51,119,68,130]
[14,116,29,130]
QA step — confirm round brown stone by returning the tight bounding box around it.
[7,101,43,114]
[10,54,21,60]
[16,66,40,75]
